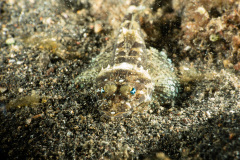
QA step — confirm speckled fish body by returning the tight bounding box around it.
[96,17,154,117]
[75,14,179,118]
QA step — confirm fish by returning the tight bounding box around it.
[75,8,179,118]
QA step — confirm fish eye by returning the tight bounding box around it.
[100,84,117,95]
[130,88,136,95]
[101,88,105,93]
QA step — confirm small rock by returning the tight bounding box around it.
[233,62,240,71]
[94,23,103,33]
[0,87,7,93]
[6,38,15,45]
[18,88,24,93]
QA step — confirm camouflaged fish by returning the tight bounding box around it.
[75,12,179,118]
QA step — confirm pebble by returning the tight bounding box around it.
[0,87,7,93]
[6,38,15,45]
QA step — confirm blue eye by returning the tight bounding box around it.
[101,88,105,93]
[130,88,136,95]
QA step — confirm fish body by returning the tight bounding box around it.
[96,16,154,117]
[75,12,179,118]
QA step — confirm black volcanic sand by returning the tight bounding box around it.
[0,0,239,159]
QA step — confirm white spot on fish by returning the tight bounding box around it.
[111,111,116,115]
[113,62,135,70]
[139,90,145,94]
[126,102,131,108]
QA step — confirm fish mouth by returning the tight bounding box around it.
[98,101,133,118]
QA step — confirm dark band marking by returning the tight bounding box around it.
[132,42,145,49]
[117,51,126,56]
[122,22,131,28]
[115,57,140,65]
[128,50,139,56]
[117,42,124,48]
